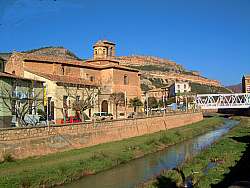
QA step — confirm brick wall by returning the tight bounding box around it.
[0,112,203,160]
[24,61,54,74]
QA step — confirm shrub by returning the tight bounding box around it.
[3,152,14,162]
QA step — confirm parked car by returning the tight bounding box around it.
[60,116,82,124]
[93,112,113,121]
[127,112,135,118]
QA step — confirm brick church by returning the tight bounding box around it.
[4,40,142,123]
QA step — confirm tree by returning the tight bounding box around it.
[147,97,158,109]
[60,84,100,122]
[129,97,143,112]
[109,92,125,119]
[0,79,43,127]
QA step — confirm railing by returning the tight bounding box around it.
[196,93,250,109]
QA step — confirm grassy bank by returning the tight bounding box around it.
[143,117,250,188]
[0,117,224,188]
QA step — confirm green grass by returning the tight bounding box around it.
[144,117,250,188]
[0,117,224,188]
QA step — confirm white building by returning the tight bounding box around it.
[168,81,191,97]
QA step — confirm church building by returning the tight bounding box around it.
[4,40,141,123]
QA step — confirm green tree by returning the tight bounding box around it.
[146,97,158,109]
[129,97,143,112]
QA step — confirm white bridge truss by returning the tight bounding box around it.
[195,93,250,109]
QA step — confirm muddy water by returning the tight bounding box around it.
[61,119,238,188]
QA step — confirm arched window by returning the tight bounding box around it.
[95,49,98,55]
[102,49,106,55]
[124,75,128,85]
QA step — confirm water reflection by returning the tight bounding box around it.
[61,119,238,188]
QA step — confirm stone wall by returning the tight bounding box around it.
[0,112,203,160]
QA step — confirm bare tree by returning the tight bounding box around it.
[57,84,100,122]
[0,79,43,127]
[109,92,125,119]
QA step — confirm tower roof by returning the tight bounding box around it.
[93,40,115,47]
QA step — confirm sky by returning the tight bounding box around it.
[0,0,249,86]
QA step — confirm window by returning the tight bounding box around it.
[0,62,3,72]
[184,84,186,89]
[124,75,128,85]
[62,66,65,75]
[95,49,98,55]
[110,47,113,56]
[102,49,106,55]
[11,100,16,115]
[177,85,180,89]
[90,76,95,82]
[76,96,80,102]
[48,97,52,116]
[63,96,68,108]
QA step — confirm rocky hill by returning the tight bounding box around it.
[113,55,221,91]
[226,83,242,93]
[114,55,185,73]
[22,46,82,60]
[1,46,224,93]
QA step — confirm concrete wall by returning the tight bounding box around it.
[0,112,203,160]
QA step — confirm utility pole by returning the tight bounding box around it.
[185,94,188,112]
[163,94,166,115]
[146,92,149,117]
[44,83,49,131]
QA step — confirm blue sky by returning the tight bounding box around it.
[0,0,249,86]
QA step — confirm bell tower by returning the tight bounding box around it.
[93,40,116,60]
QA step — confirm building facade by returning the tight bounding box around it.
[4,40,141,123]
[0,57,6,72]
[168,81,191,97]
[0,72,44,128]
[242,75,250,93]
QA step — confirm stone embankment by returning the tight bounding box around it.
[0,112,203,160]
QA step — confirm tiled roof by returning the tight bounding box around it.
[19,53,140,72]
[93,40,115,47]
[25,69,99,86]
[0,72,44,82]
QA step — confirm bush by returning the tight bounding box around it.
[3,152,14,162]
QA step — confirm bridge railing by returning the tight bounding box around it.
[195,93,250,109]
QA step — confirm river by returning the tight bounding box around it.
[61,118,238,188]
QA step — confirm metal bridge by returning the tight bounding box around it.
[195,93,250,109]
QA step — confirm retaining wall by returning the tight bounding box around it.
[0,112,203,160]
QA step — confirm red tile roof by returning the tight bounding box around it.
[0,71,44,82]
[25,69,99,86]
[17,53,139,72]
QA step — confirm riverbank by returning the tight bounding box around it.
[142,117,250,188]
[0,117,223,187]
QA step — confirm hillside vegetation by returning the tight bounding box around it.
[190,83,232,94]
